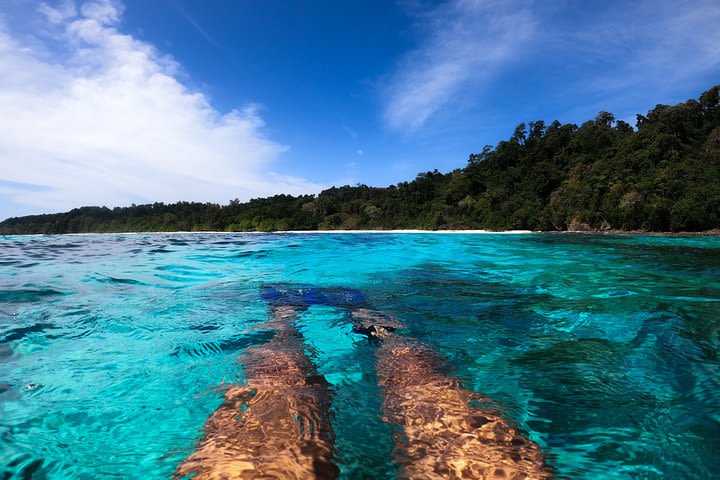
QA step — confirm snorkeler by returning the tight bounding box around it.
[177,286,551,479]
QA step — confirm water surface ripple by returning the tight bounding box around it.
[0,233,719,479]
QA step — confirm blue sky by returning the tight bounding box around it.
[1,0,719,220]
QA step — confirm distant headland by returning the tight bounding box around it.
[2,85,718,236]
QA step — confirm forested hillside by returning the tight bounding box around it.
[2,85,718,234]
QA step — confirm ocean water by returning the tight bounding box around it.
[1,232,719,479]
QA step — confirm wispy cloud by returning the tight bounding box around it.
[0,0,321,217]
[38,0,77,24]
[383,0,535,132]
[383,0,720,133]
[342,123,358,138]
[166,0,222,49]
[563,0,720,97]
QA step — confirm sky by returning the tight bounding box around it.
[0,0,719,220]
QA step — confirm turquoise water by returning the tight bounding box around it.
[1,232,719,479]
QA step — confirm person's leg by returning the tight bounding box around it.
[176,305,339,479]
[352,310,551,479]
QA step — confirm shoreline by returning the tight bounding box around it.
[59,229,535,235]
[2,229,719,237]
[550,229,720,237]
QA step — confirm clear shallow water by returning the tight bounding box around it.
[0,232,719,479]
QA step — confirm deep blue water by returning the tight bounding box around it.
[1,232,719,479]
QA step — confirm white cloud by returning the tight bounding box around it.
[383,0,535,132]
[0,0,321,217]
[79,0,122,25]
[38,1,77,24]
[356,149,363,156]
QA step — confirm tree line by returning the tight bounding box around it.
[1,85,718,234]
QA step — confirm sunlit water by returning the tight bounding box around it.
[1,233,719,479]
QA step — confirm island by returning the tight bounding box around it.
[1,85,718,235]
